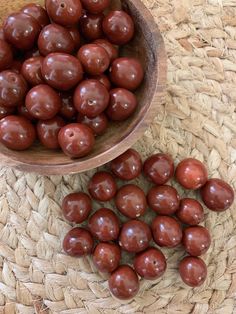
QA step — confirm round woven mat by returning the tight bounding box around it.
[0,0,236,313]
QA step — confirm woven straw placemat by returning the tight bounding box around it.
[0,0,236,313]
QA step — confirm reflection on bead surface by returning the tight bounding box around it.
[63,227,94,257]
[77,113,108,136]
[152,216,182,248]
[134,247,166,280]
[42,53,83,91]
[87,74,111,90]
[110,149,142,180]
[77,44,110,75]
[148,185,180,215]
[37,116,65,149]
[21,3,50,28]
[110,57,144,91]
[201,178,234,212]
[88,171,117,201]
[0,115,36,150]
[107,88,137,121]
[21,56,44,86]
[93,242,121,273]
[143,153,174,185]
[4,13,41,51]
[38,24,74,56]
[115,184,147,218]
[58,123,95,158]
[182,226,211,256]
[62,192,92,223]
[88,208,120,241]
[103,11,134,45]
[109,265,139,300]
[46,0,82,26]
[26,84,61,120]
[74,80,110,118]
[80,13,104,41]
[179,256,207,287]
[176,158,208,190]
[94,39,118,62]
[0,71,28,107]
[81,0,110,14]
[119,219,152,253]
[176,198,204,225]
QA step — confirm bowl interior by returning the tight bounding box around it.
[0,0,165,174]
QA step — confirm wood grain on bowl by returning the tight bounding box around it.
[0,0,167,175]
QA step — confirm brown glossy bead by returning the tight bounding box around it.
[62,192,92,223]
[103,11,134,45]
[94,39,118,62]
[88,208,120,241]
[21,56,44,86]
[26,84,61,120]
[77,44,110,75]
[77,113,108,136]
[58,123,95,158]
[134,247,167,280]
[0,40,13,71]
[80,13,104,41]
[183,226,211,256]
[0,71,28,107]
[59,92,77,120]
[3,13,41,51]
[119,220,152,253]
[148,185,180,215]
[21,3,50,28]
[81,0,110,14]
[18,103,35,121]
[179,256,207,287]
[63,227,94,257]
[201,178,234,212]
[93,242,121,273]
[109,265,139,300]
[38,24,74,56]
[110,148,142,181]
[152,216,182,248]
[46,0,82,26]
[0,105,15,120]
[115,184,147,218]
[107,88,137,121]
[110,57,144,91]
[0,115,36,150]
[74,80,110,118]
[88,171,117,201]
[143,153,175,185]
[176,198,204,225]
[37,116,65,149]
[68,27,81,50]
[87,74,111,90]
[42,53,83,91]
[176,158,208,190]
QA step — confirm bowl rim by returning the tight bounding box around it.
[0,0,167,175]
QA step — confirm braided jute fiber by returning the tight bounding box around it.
[0,0,236,313]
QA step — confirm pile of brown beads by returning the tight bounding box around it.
[0,0,143,158]
[61,149,235,300]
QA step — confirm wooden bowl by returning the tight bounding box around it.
[0,0,167,175]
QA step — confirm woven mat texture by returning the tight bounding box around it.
[0,0,236,313]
